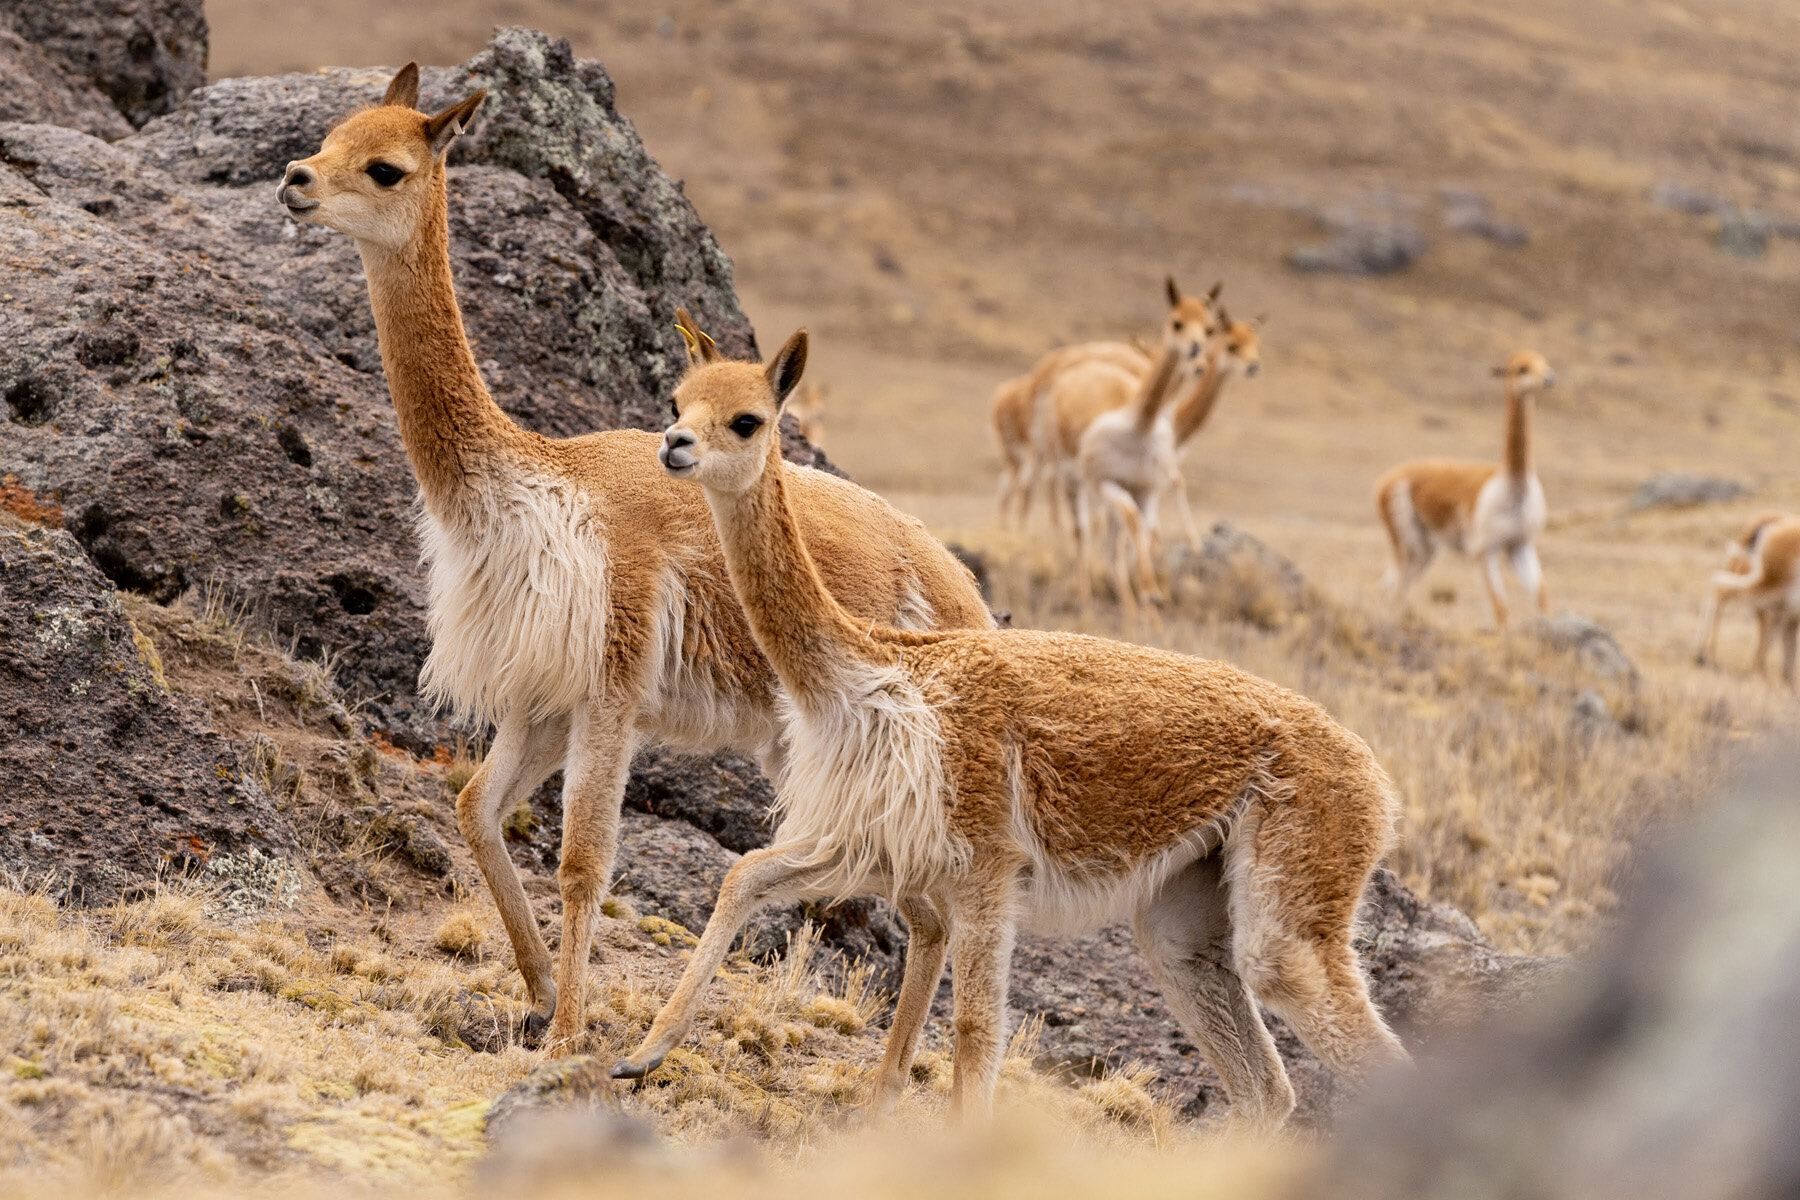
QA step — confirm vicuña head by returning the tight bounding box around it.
[279,63,486,250]
[1163,274,1221,365]
[660,309,808,496]
[1209,305,1265,380]
[1492,349,1555,396]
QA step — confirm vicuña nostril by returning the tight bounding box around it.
[286,166,314,188]
[663,430,695,451]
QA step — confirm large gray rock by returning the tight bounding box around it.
[0,0,206,128]
[0,26,132,139]
[1628,470,1749,511]
[1307,750,1800,1200]
[0,515,295,904]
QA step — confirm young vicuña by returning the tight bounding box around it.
[616,317,1410,1130]
[1073,305,1269,614]
[1696,512,1800,683]
[1071,348,1187,616]
[990,277,1216,533]
[1374,350,1555,626]
[277,65,991,1052]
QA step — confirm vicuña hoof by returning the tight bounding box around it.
[611,1053,664,1081]
[521,1002,556,1047]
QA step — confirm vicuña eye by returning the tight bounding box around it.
[729,414,764,438]
[1171,320,1184,332]
[365,162,404,187]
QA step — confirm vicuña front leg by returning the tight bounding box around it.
[1510,542,1548,615]
[544,698,636,1052]
[869,894,951,1112]
[613,846,823,1079]
[454,713,567,1038]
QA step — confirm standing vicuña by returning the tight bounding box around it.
[1375,351,1555,626]
[1074,306,1269,614]
[1071,348,1187,616]
[1696,512,1800,684]
[990,277,1216,533]
[615,319,1409,1130]
[278,65,991,1051]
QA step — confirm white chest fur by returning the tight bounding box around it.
[415,473,612,725]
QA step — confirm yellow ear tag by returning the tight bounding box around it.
[675,323,699,355]
[698,329,717,354]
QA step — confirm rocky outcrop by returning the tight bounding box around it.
[1306,751,1800,1200]
[0,515,295,904]
[0,0,206,128]
[0,27,132,139]
[1628,471,1749,511]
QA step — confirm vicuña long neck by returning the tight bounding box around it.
[1170,352,1228,446]
[703,447,891,703]
[358,166,520,511]
[1502,384,1533,480]
[1131,347,1181,434]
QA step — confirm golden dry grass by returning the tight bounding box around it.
[0,883,1225,1197]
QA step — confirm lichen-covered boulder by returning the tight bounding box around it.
[0,27,132,139]
[128,26,757,436]
[0,515,294,904]
[0,0,207,127]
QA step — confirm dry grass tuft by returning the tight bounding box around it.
[433,909,488,961]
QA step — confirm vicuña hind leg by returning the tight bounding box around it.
[1479,550,1509,627]
[946,865,1020,1121]
[1135,857,1294,1136]
[1510,542,1548,615]
[1781,615,1799,687]
[454,713,568,1036]
[545,698,636,1051]
[1228,810,1408,1094]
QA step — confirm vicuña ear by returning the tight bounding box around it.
[384,62,420,109]
[425,91,487,157]
[674,307,721,364]
[1206,280,1224,304]
[766,329,809,404]
[1164,275,1182,308]
[1215,304,1234,329]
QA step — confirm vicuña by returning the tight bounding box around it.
[615,317,1410,1129]
[1375,350,1555,626]
[1696,512,1800,683]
